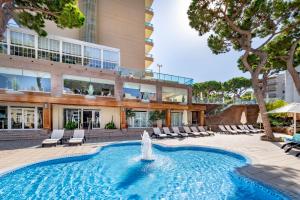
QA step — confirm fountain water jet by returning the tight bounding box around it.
[141,130,154,161]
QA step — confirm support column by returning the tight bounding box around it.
[166,109,171,127]
[120,107,127,129]
[51,73,63,97]
[43,103,52,130]
[187,86,193,105]
[115,76,124,101]
[156,83,162,103]
[200,110,205,126]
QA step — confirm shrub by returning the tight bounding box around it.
[64,121,78,130]
[266,100,291,127]
[105,116,116,129]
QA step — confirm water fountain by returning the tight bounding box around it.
[141,130,154,161]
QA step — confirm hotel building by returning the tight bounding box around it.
[0,0,206,134]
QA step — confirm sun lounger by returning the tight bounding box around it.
[68,129,85,146]
[281,133,300,152]
[224,125,238,134]
[248,125,263,133]
[163,127,179,137]
[198,126,215,136]
[231,125,246,133]
[191,126,209,136]
[183,126,201,136]
[243,125,259,133]
[172,127,189,137]
[237,125,250,133]
[42,129,64,147]
[218,125,229,134]
[152,128,168,138]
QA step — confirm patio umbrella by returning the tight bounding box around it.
[257,112,263,129]
[267,103,300,134]
[182,110,188,126]
[240,111,247,125]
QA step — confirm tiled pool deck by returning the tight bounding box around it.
[0,133,299,199]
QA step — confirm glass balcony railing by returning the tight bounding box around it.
[0,27,120,70]
[145,38,153,43]
[145,53,153,58]
[145,22,154,27]
[118,68,194,85]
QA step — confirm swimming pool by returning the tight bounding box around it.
[0,142,289,199]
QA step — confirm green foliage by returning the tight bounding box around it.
[8,0,85,37]
[64,120,77,130]
[240,91,253,101]
[126,109,136,119]
[223,77,252,97]
[149,110,165,122]
[104,116,116,129]
[266,100,291,127]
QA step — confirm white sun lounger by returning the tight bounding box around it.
[218,125,229,134]
[224,125,238,134]
[183,126,201,136]
[172,127,189,137]
[153,128,168,138]
[243,125,259,133]
[163,127,179,137]
[191,126,208,136]
[69,129,85,145]
[42,129,64,147]
[248,125,263,133]
[198,126,215,136]
[237,125,250,133]
[230,125,245,133]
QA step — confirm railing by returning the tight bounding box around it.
[0,27,120,70]
[192,96,257,105]
[145,53,153,58]
[118,68,194,85]
[145,22,154,27]
[145,7,154,12]
[145,38,153,43]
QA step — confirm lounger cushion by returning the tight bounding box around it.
[42,139,59,144]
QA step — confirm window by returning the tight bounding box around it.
[0,31,7,54]
[162,87,188,103]
[171,112,183,127]
[63,75,115,96]
[127,111,149,128]
[62,42,82,64]
[38,37,60,62]
[10,31,35,58]
[123,82,156,101]
[63,108,100,129]
[0,67,51,92]
[10,106,43,129]
[103,50,119,70]
[83,46,101,68]
[0,106,8,129]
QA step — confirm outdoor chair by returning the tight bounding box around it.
[248,125,263,133]
[172,127,189,137]
[198,126,215,136]
[42,129,64,147]
[183,126,201,137]
[68,129,85,146]
[237,125,250,133]
[162,127,179,137]
[152,128,168,138]
[218,125,229,134]
[243,125,259,133]
[191,126,209,136]
[281,133,300,153]
[231,125,246,134]
[224,125,238,134]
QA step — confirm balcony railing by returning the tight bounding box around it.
[145,7,154,12]
[145,53,153,58]
[145,22,154,27]
[0,27,120,70]
[118,68,194,85]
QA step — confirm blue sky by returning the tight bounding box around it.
[149,0,250,83]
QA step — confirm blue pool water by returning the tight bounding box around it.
[0,142,289,200]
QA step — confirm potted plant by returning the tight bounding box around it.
[149,110,165,128]
[126,109,136,128]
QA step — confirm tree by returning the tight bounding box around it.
[0,0,85,40]
[223,77,251,98]
[188,0,300,140]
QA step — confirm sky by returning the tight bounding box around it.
[149,0,250,83]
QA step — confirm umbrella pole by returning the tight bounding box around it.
[294,112,297,135]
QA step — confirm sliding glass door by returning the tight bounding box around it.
[64,108,101,129]
[9,107,42,130]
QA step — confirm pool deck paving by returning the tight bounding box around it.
[0,133,299,199]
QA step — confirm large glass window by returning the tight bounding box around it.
[63,75,115,96]
[63,108,100,129]
[0,67,51,92]
[38,37,60,62]
[10,31,35,58]
[0,31,7,54]
[127,111,149,128]
[123,82,156,101]
[62,42,82,65]
[0,106,8,129]
[83,46,102,68]
[10,107,43,129]
[103,50,119,70]
[171,112,183,127]
[162,87,188,103]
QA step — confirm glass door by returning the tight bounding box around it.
[23,108,35,129]
[11,108,23,129]
[83,110,93,129]
[171,112,183,127]
[92,111,100,129]
[133,111,148,128]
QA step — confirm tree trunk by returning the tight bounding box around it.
[0,0,13,40]
[252,77,274,140]
[287,63,300,95]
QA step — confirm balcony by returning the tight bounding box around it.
[0,27,120,71]
[145,7,154,22]
[145,38,154,53]
[145,0,154,8]
[145,22,154,38]
[118,68,194,85]
[145,53,154,67]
